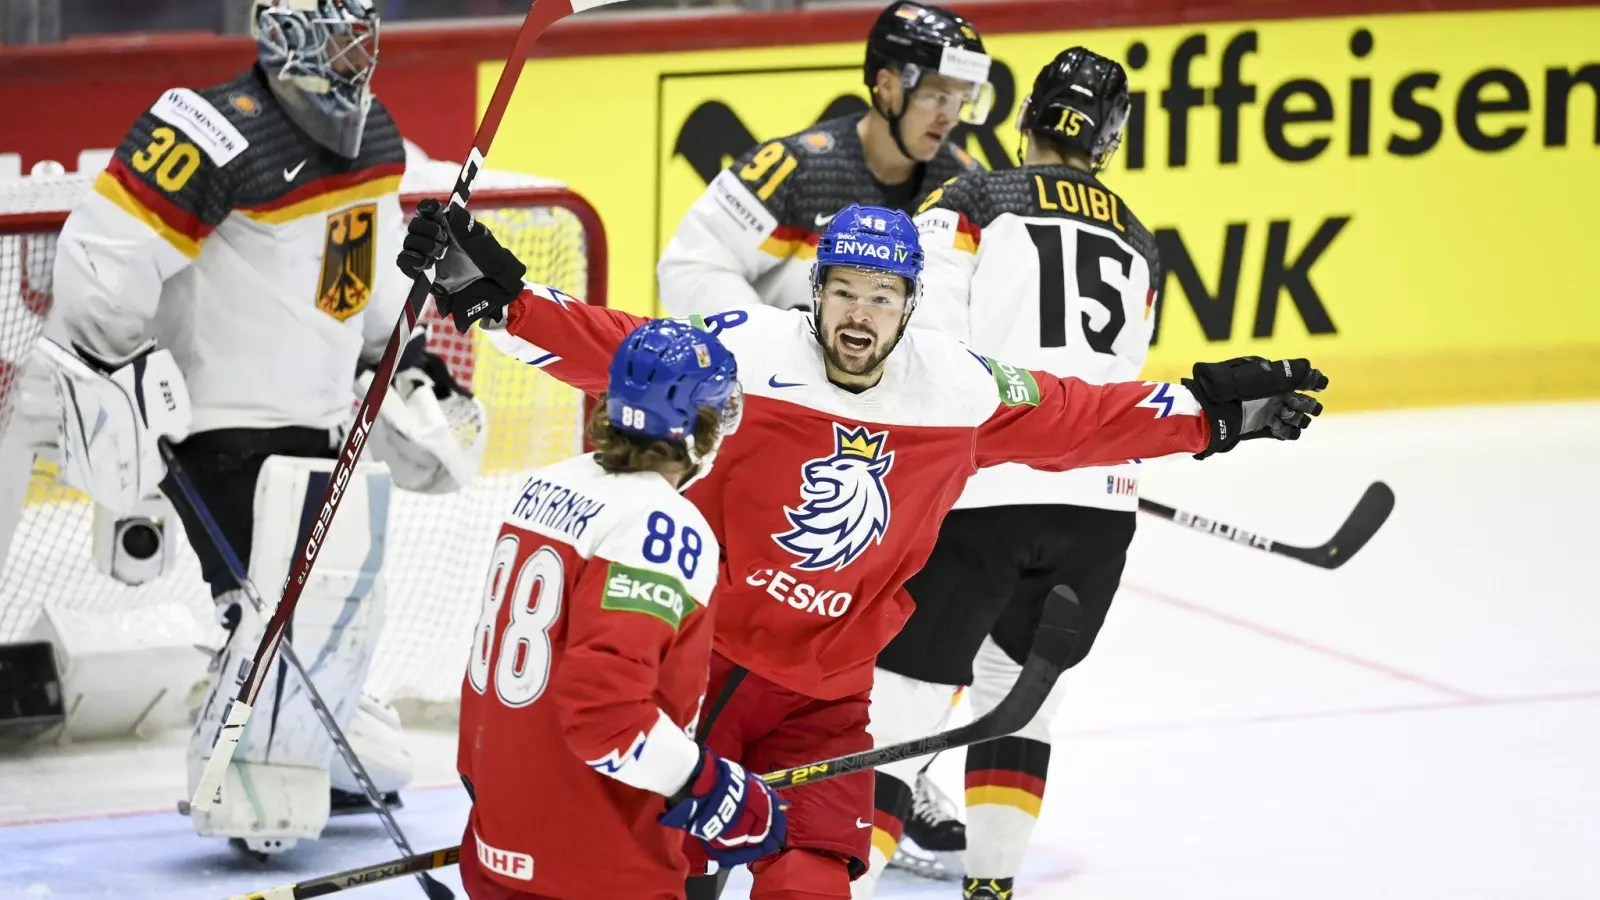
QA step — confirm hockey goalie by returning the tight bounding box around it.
[28,0,485,857]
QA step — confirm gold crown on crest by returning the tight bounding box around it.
[835,425,886,460]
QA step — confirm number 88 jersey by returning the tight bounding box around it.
[456,453,720,898]
[911,164,1164,512]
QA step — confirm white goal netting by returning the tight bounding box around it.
[0,143,605,721]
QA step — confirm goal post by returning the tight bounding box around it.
[0,154,608,737]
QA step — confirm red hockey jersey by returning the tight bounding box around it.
[457,453,719,899]
[486,287,1209,700]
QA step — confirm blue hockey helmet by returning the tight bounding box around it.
[811,204,925,299]
[607,319,741,453]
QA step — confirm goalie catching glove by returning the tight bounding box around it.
[34,337,192,515]
[356,329,487,494]
[1184,356,1328,459]
[659,747,788,867]
[396,197,525,333]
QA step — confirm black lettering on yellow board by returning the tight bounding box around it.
[1149,217,1346,346]
[318,203,376,322]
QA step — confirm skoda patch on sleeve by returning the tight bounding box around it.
[989,358,1041,407]
[603,562,691,630]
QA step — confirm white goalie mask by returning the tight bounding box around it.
[253,0,379,158]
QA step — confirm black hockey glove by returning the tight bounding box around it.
[396,197,526,334]
[1183,356,1328,459]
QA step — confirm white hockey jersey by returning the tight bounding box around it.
[48,66,411,436]
[912,164,1163,512]
[657,113,978,318]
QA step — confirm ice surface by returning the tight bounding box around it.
[2,402,1597,899]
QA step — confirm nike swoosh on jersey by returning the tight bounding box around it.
[283,159,308,181]
[855,818,872,828]
[767,375,805,389]
[815,212,835,227]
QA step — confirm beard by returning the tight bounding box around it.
[824,319,898,377]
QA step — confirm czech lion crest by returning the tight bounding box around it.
[773,423,895,571]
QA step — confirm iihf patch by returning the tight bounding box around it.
[693,343,711,367]
[801,131,835,153]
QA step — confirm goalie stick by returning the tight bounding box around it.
[158,440,453,900]
[1139,481,1396,569]
[190,0,629,818]
[223,587,1084,900]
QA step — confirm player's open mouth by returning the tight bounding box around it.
[838,330,874,352]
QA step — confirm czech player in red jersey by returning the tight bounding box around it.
[403,198,1327,900]
[454,317,787,900]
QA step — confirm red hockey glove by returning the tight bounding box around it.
[1184,356,1328,459]
[659,748,788,866]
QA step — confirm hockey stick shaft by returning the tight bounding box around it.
[232,587,1084,898]
[1138,480,1395,570]
[193,0,586,813]
[158,441,451,900]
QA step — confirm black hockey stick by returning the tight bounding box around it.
[225,588,1083,898]
[757,585,1081,790]
[1139,481,1396,569]
[158,440,453,900]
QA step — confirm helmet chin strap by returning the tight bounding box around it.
[870,87,921,169]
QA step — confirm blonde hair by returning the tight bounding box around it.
[587,400,722,476]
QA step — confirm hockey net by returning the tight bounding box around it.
[0,148,606,722]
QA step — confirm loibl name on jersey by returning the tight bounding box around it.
[1032,175,1126,233]
[511,477,606,541]
[1173,510,1272,550]
[746,568,853,618]
[150,88,249,166]
[834,240,911,264]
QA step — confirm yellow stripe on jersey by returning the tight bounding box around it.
[240,175,403,225]
[93,170,203,259]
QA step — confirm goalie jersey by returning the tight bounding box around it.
[49,65,411,435]
[658,113,979,317]
[457,453,718,898]
[913,165,1163,512]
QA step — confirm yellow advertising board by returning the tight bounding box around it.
[484,5,1600,411]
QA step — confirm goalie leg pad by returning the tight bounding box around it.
[186,454,396,845]
[329,693,414,797]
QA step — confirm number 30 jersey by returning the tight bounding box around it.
[457,453,719,898]
[48,65,410,435]
[912,165,1163,512]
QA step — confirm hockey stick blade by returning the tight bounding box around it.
[1139,480,1395,570]
[223,847,462,900]
[758,585,1082,791]
[231,589,1081,896]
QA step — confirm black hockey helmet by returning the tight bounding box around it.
[864,2,994,130]
[1017,47,1131,172]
